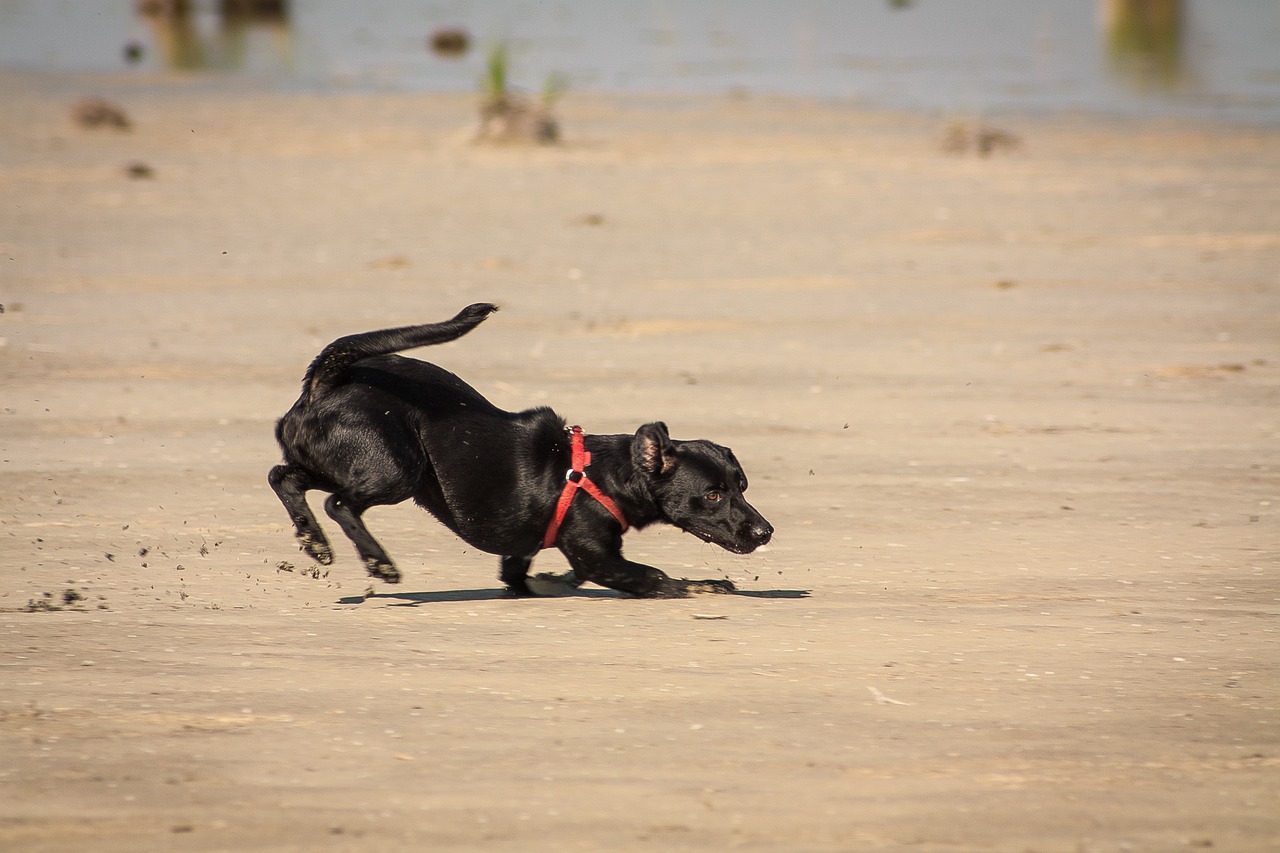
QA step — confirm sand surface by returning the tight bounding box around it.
[2,71,1278,851]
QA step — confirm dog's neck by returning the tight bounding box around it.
[581,433,665,530]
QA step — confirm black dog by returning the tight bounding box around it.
[269,303,773,598]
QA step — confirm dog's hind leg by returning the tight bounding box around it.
[268,464,334,566]
[323,494,401,583]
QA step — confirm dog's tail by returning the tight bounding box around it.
[302,302,498,403]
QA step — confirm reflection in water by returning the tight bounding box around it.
[138,0,291,73]
[1104,0,1184,90]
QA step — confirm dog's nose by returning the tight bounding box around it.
[751,522,773,546]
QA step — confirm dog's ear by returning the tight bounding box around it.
[633,422,676,476]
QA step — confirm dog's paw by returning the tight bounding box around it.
[657,577,737,598]
[297,533,334,566]
[363,558,401,584]
[685,578,736,595]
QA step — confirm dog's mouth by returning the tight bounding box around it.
[683,525,761,555]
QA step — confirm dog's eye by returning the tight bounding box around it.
[705,490,723,503]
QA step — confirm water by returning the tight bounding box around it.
[2,0,1278,125]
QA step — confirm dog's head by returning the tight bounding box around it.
[631,422,773,554]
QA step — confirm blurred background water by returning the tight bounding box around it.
[1,0,1277,125]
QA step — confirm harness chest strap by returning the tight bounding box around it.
[542,426,629,549]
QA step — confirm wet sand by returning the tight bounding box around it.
[2,71,1278,851]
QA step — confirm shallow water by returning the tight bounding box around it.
[1,0,1278,124]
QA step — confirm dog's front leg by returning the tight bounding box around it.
[499,553,538,597]
[564,547,667,597]
[558,533,733,598]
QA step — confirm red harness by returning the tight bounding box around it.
[542,426,629,549]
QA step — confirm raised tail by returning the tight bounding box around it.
[302,302,498,402]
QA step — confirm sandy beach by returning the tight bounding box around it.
[2,69,1278,851]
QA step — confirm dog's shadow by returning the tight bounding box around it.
[340,587,810,606]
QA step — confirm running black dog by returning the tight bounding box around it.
[269,303,773,597]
